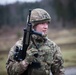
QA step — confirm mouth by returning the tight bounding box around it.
[42,30,47,34]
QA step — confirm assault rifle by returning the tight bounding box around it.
[14,9,43,62]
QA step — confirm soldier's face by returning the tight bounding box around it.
[35,22,48,35]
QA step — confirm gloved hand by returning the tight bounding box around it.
[25,48,41,68]
[25,48,39,63]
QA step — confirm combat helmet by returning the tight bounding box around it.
[30,8,51,26]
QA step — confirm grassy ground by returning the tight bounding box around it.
[0,54,8,75]
[62,50,76,67]
[0,27,76,75]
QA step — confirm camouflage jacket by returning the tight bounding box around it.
[6,36,65,75]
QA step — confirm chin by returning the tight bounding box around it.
[43,33,47,37]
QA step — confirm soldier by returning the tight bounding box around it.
[6,8,65,75]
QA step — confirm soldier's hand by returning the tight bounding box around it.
[21,55,41,69]
[25,48,39,63]
[25,51,41,68]
[22,48,41,68]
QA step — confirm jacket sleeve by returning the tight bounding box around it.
[51,43,65,75]
[6,39,29,75]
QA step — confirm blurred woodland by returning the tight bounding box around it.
[0,0,76,28]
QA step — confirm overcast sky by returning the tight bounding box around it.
[0,0,41,5]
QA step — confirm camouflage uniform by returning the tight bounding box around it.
[6,8,65,75]
[6,36,64,75]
